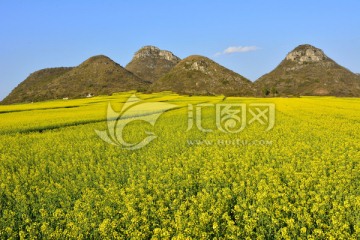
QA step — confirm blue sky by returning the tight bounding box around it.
[1,0,360,100]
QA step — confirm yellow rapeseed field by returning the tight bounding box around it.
[0,92,359,239]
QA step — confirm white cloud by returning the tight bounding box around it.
[215,46,259,56]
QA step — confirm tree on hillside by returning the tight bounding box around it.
[270,86,278,97]
[262,87,270,97]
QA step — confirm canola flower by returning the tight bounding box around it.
[0,93,359,239]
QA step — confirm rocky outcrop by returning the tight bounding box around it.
[285,44,328,63]
[133,46,180,62]
[185,60,208,73]
[126,46,181,82]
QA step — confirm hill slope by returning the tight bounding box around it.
[150,55,255,96]
[2,55,149,104]
[1,67,73,104]
[255,44,360,96]
[126,46,181,82]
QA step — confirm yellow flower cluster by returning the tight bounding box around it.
[0,94,359,238]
